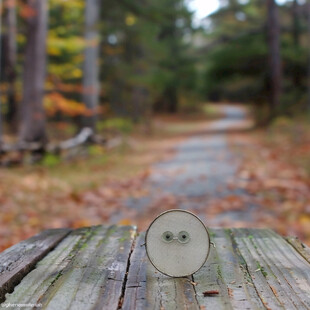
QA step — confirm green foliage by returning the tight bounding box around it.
[2,0,199,127]
[97,118,134,134]
[203,29,268,102]
[201,0,309,117]
[271,116,293,129]
[87,145,106,156]
[41,154,61,167]
[2,0,309,130]
[48,0,85,84]
[100,0,197,116]
[47,35,85,57]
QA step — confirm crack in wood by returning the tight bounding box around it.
[117,235,137,309]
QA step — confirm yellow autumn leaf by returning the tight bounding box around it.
[125,14,136,26]
[48,46,62,56]
[72,68,82,78]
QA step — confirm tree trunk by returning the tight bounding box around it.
[130,42,150,123]
[166,86,178,113]
[0,105,2,148]
[308,1,310,114]
[3,0,17,131]
[0,0,3,148]
[291,0,302,90]
[292,0,300,47]
[82,0,100,130]
[19,0,48,144]
[266,0,282,117]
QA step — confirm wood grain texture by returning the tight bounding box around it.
[3,225,136,310]
[193,228,264,310]
[1,227,310,310]
[254,229,310,308]
[0,228,70,303]
[145,264,199,310]
[193,230,233,310]
[231,228,310,309]
[286,236,310,264]
[209,229,264,309]
[122,233,199,310]
[122,234,147,310]
[230,229,285,310]
[2,227,91,306]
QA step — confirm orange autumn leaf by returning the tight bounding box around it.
[19,3,37,18]
[72,219,92,229]
[118,219,133,226]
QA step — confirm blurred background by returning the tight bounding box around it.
[0,0,309,251]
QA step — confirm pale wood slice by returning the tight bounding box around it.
[0,228,70,303]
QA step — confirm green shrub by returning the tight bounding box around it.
[42,154,61,167]
[97,118,134,134]
[271,116,293,130]
[87,145,105,156]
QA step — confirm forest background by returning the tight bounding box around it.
[0,0,309,251]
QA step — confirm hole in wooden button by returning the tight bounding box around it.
[178,231,190,243]
[162,231,174,243]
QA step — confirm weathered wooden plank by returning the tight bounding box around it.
[193,230,233,310]
[91,226,136,310]
[122,232,199,310]
[2,226,310,310]
[0,228,70,303]
[122,234,147,310]
[4,225,137,310]
[2,227,91,306]
[193,231,233,310]
[232,228,310,309]
[193,228,265,310]
[212,229,265,309]
[250,229,310,309]
[146,265,199,310]
[231,229,285,310]
[286,236,310,264]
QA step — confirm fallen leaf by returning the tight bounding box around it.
[203,290,219,296]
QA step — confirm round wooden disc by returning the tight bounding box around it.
[145,209,210,277]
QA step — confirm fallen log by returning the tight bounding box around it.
[0,128,111,166]
[0,128,105,153]
[48,127,99,152]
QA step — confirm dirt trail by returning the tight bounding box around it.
[109,105,257,229]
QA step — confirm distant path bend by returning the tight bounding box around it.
[112,105,256,228]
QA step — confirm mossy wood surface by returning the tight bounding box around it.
[0,228,71,303]
[0,227,310,309]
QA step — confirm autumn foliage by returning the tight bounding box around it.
[44,92,89,117]
[0,112,309,252]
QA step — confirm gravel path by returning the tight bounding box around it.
[111,105,256,228]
